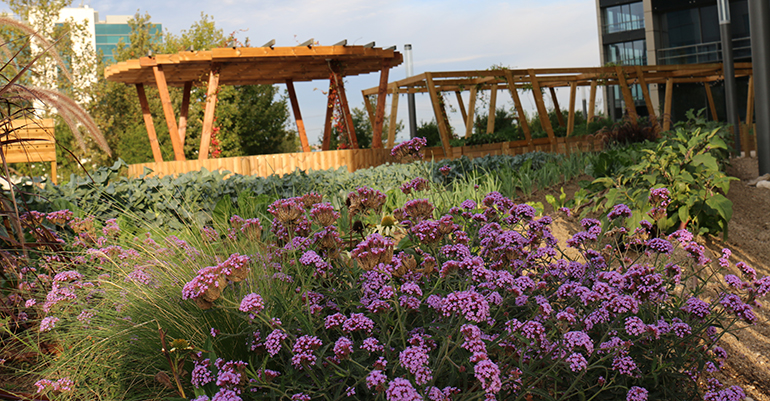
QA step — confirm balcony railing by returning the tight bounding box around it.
[603,19,644,34]
[657,37,752,65]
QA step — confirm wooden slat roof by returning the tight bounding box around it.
[105,45,403,87]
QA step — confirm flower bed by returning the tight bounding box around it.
[17,140,763,400]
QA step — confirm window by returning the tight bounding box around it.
[603,2,644,34]
[606,39,647,66]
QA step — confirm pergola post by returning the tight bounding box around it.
[487,84,498,134]
[615,65,639,124]
[178,81,192,145]
[363,95,375,125]
[549,87,566,127]
[704,82,719,122]
[200,67,221,160]
[455,91,467,126]
[634,66,658,128]
[152,64,185,161]
[135,83,163,163]
[465,86,477,138]
[528,69,556,145]
[425,72,453,156]
[663,78,674,131]
[372,59,391,148]
[286,79,311,152]
[322,77,336,151]
[335,73,359,149]
[387,87,400,148]
[567,81,577,137]
[504,70,533,146]
[588,80,598,124]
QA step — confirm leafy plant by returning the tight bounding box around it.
[587,116,736,238]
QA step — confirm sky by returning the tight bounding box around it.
[8,0,604,147]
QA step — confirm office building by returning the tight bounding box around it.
[596,0,754,122]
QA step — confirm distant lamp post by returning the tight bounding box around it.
[718,0,741,154]
[404,44,418,139]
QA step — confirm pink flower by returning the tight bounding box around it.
[385,377,421,401]
[239,293,264,314]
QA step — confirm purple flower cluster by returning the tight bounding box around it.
[299,250,332,278]
[309,202,340,226]
[333,336,354,359]
[400,177,430,194]
[607,204,632,220]
[265,329,288,356]
[34,377,73,393]
[238,293,264,315]
[291,335,323,370]
[347,186,387,216]
[182,254,251,304]
[391,136,427,161]
[351,233,394,271]
[385,377,421,401]
[399,345,432,385]
[441,290,490,323]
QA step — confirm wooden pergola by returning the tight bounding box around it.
[104,44,403,162]
[362,63,754,155]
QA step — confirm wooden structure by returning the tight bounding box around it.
[126,133,603,178]
[362,63,755,155]
[1,119,57,184]
[105,44,403,162]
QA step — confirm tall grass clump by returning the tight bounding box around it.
[17,138,763,401]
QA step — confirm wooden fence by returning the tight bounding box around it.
[1,119,57,184]
[422,135,604,160]
[127,148,393,178]
[127,135,604,178]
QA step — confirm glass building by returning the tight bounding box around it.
[96,17,162,64]
[596,0,755,122]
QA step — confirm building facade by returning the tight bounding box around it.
[56,6,162,64]
[596,0,754,122]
